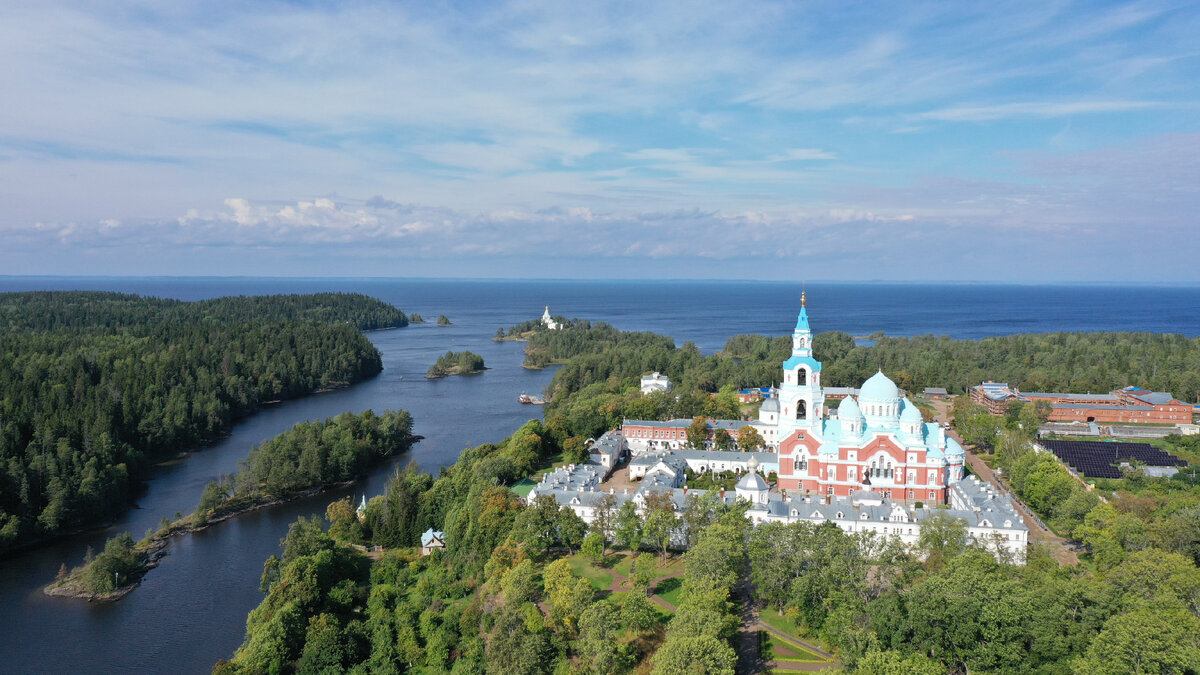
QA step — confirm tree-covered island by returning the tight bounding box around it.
[0,291,408,552]
[426,351,486,379]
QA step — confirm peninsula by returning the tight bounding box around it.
[46,410,416,601]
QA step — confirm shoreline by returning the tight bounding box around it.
[425,366,489,379]
[41,480,360,603]
[1,374,383,560]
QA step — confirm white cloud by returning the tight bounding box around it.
[913,100,1170,122]
[768,148,837,161]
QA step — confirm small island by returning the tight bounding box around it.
[44,532,167,602]
[426,350,486,378]
[408,313,425,324]
[436,314,453,326]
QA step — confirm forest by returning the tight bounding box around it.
[218,410,1200,674]
[198,410,416,522]
[0,291,406,550]
[426,351,486,379]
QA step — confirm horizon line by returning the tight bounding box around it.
[2,274,1200,288]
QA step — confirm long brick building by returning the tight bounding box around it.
[972,382,1192,424]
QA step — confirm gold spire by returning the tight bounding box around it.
[801,290,806,308]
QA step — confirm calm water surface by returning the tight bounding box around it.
[0,278,1198,674]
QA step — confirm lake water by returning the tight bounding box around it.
[0,278,1198,673]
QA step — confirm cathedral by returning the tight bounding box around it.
[620,294,969,505]
[766,294,966,504]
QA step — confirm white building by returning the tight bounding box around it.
[628,448,778,479]
[588,430,625,477]
[532,459,1027,563]
[640,372,673,395]
[541,306,561,330]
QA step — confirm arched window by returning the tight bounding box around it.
[796,400,807,421]
[797,368,807,385]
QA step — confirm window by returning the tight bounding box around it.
[796,400,807,421]
[929,491,935,500]
[797,368,807,385]
[827,486,834,495]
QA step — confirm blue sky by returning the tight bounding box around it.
[1,0,1198,280]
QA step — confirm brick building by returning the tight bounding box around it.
[971,382,1193,424]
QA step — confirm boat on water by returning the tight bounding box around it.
[518,393,545,405]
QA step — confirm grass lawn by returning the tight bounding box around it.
[764,632,825,663]
[612,553,684,581]
[759,607,804,639]
[565,554,614,592]
[654,576,683,608]
[510,478,537,499]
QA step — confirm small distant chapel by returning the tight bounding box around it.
[541,306,561,330]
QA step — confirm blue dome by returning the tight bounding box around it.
[838,396,864,420]
[899,398,922,422]
[860,371,900,401]
[945,437,965,456]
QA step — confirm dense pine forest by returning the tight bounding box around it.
[0,291,407,550]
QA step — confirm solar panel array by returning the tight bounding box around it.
[1041,440,1188,479]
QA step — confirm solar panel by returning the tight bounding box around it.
[1040,439,1187,479]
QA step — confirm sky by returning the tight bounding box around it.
[1,0,1199,281]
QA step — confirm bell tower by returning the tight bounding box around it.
[779,292,824,437]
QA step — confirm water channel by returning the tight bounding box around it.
[0,311,556,674]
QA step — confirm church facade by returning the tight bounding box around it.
[768,295,966,504]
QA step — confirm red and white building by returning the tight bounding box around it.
[771,298,966,504]
[626,295,968,505]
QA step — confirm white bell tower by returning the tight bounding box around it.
[778,292,824,438]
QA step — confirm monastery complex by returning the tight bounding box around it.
[533,295,1029,562]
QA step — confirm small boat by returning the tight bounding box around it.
[518,393,545,405]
